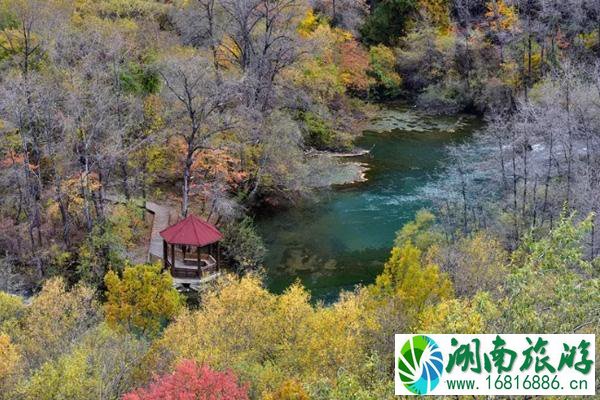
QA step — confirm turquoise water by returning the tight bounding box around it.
[256,105,482,302]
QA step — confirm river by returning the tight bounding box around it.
[256,104,483,302]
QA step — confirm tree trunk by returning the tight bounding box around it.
[121,160,130,199]
[182,151,194,217]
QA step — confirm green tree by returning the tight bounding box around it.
[360,0,417,45]
[104,263,182,337]
[394,209,442,250]
[501,213,599,333]
[77,221,126,288]
[368,44,402,98]
[222,217,266,273]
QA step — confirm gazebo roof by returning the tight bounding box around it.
[159,214,223,246]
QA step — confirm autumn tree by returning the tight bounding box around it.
[176,0,304,112]
[0,291,25,334]
[123,360,249,400]
[514,0,542,97]
[159,51,234,216]
[15,277,99,371]
[369,244,453,321]
[263,379,309,400]
[310,0,369,34]
[434,232,508,297]
[104,263,182,337]
[0,0,71,252]
[0,333,22,399]
[20,324,148,400]
[364,243,453,370]
[368,44,402,98]
[418,292,501,333]
[157,276,372,395]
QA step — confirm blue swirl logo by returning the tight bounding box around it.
[397,335,444,394]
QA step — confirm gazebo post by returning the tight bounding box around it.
[197,246,201,278]
[162,240,168,270]
[170,243,175,275]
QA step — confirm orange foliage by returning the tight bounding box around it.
[338,40,372,93]
[0,150,24,168]
[192,148,247,189]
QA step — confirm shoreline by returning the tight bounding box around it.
[306,147,371,158]
[309,147,371,186]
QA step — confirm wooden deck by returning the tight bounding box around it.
[167,253,217,278]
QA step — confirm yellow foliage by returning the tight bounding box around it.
[419,0,451,32]
[157,275,373,394]
[18,278,98,370]
[288,18,372,99]
[429,232,508,297]
[263,379,309,400]
[418,292,501,333]
[297,9,319,37]
[218,35,243,70]
[0,333,22,397]
[578,31,598,50]
[0,292,25,335]
[485,0,518,31]
[369,244,453,331]
[500,60,521,88]
[107,203,147,249]
[104,263,182,337]
[21,323,146,400]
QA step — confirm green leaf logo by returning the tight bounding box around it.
[397,335,444,394]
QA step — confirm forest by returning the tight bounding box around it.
[0,0,598,398]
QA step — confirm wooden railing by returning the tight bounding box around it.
[168,254,218,279]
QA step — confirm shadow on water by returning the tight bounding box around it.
[256,104,484,303]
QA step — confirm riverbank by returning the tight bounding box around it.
[256,104,483,302]
[307,147,371,186]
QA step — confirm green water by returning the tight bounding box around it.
[256,105,483,302]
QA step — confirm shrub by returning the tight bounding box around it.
[221,217,266,273]
[368,45,402,99]
[302,111,335,149]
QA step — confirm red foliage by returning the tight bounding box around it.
[123,360,249,400]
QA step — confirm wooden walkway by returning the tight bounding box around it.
[145,201,171,263]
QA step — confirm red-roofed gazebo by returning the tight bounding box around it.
[160,214,222,279]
